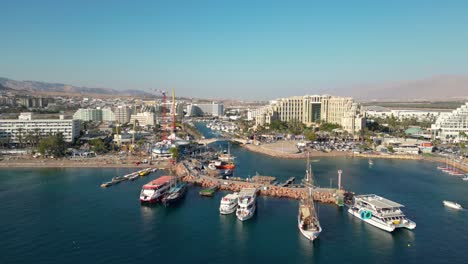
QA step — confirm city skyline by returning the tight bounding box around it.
[2,0,468,99]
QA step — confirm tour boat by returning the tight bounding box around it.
[139,176,174,203]
[219,192,239,214]
[463,176,468,181]
[215,161,236,170]
[236,188,257,221]
[348,194,416,232]
[218,143,236,162]
[443,200,463,210]
[162,182,188,207]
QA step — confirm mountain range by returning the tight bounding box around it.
[0,77,153,98]
[1,75,467,101]
[339,74,468,101]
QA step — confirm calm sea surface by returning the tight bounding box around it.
[0,124,466,264]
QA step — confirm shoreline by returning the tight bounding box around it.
[241,143,468,173]
[1,145,467,174]
[0,157,171,169]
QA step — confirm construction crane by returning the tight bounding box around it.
[171,88,176,135]
[154,89,168,140]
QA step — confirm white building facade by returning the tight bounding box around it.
[431,102,468,142]
[0,112,80,143]
[114,105,133,124]
[186,102,224,117]
[251,95,365,134]
[130,112,156,127]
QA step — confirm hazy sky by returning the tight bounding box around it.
[1,0,467,99]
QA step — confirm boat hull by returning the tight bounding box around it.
[298,219,321,241]
[140,195,164,204]
[220,204,238,215]
[443,201,463,210]
[236,204,256,221]
[162,188,187,207]
[348,208,396,232]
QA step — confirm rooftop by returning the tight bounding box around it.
[356,194,404,209]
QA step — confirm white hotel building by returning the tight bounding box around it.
[249,95,366,134]
[431,102,468,142]
[0,113,80,143]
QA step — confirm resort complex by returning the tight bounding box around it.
[432,102,468,142]
[250,95,366,134]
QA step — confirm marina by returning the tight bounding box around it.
[1,152,467,264]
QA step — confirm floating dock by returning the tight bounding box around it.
[100,168,157,188]
[280,177,295,187]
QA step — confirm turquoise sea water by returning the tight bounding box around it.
[0,125,467,263]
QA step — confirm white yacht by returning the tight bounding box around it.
[443,200,463,210]
[348,194,416,232]
[236,188,257,221]
[219,192,239,214]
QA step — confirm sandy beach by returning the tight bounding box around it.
[0,155,171,169]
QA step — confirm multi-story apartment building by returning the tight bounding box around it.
[73,107,115,122]
[186,102,224,117]
[0,112,80,143]
[129,112,156,127]
[251,95,365,134]
[73,108,102,121]
[114,105,132,124]
[431,102,468,142]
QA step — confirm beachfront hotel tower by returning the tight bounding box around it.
[0,112,80,143]
[250,95,365,134]
[431,102,468,142]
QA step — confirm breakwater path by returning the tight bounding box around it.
[175,161,349,204]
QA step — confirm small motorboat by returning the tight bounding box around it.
[112,176,127,184]
[443,200,463,210]
[100,181,114,188]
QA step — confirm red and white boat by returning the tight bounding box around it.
[140,176,175,203]
[215,161,236,170]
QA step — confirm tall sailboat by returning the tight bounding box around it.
[298,153,322,241]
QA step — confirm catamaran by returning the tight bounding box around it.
[298,153,322,241]
[348,194,416,232]
[236,188,257,221]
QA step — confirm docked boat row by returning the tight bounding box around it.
[219,188,258,222]
[140,175,188,206]
[100,168,157,188]
[437,158,465,176]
